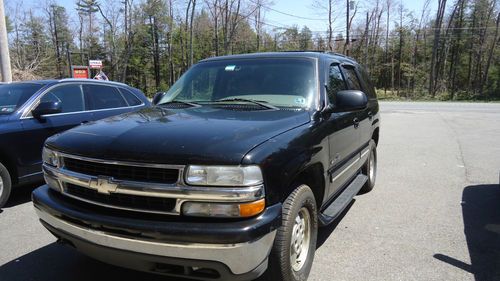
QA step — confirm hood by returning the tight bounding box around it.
[46,106,311,165]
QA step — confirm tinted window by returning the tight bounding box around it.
[342,66,363,91]
[358,67,377,98]
[0,83,44,114]
[160,58,318,108]
[119,88,142,106]
[84,84,128,110]
[40,84,84,113]
[328,64,346,103]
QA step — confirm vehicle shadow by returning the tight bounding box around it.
[316,200,355,249]
[1,182,43,209]
[433,184,500,281]
[0,242,194,281]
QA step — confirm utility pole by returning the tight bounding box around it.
[0,0,12,82]
[345,0,350,56]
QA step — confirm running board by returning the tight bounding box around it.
[318,174,368,226]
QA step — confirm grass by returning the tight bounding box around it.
[375,89,500,102]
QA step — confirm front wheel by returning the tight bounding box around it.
[0,162,12,208]
[360,140,377,193]
[260,184,318,281]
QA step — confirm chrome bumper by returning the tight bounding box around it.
[35,207,276,275]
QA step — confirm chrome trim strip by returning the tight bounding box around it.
[35,208,276,275]
[59,152,184,170]
[60,190,179,215]
[21,104,145,120]
[19,171,43,179]
[360,147,370,160]
[331,154,361,183]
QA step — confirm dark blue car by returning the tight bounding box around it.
[0,79,150,207]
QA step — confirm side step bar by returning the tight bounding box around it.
[318,174,368,226]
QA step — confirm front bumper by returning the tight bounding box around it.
[33,185,281,280]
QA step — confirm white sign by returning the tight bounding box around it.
[89,60,103,69]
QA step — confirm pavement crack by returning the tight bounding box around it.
[437,112,471,184]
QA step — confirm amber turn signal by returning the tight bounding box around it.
[239,199,266,217]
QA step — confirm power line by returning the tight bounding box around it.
[247,0,328,21]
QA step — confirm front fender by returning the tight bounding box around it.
[242,123,329,206]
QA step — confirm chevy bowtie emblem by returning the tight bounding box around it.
[89,176,118,194]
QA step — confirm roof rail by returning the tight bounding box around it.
[281,50,350,58]
[58,78,128,86]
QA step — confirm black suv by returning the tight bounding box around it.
[32,52,380,281]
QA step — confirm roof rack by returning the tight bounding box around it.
[281,50,350,58]
[58,78,128,86]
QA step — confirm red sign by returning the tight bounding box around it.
[71,66,89,79]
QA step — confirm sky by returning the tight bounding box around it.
[8,0,439,36]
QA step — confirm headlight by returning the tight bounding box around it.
[185,165,263,186]
[42,147,59,167]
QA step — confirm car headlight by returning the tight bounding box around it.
[42,147,59,167]
[185,165,263,186]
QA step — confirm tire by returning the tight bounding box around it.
[259,185,318,281]
[0,162,12,208]
[360,140,377,193]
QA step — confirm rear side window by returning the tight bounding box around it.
[83,84,128,110]
[341,66,363,91]
[119,88,142,106]
[327,64,346,103]
[40,84,84,113]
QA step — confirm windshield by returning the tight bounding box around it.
[159,58,318,108]
[0,83,44,115]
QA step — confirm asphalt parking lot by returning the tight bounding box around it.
[1,101,499,281]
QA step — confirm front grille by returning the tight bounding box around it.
[63,157,179,184]
[65,184,176,213]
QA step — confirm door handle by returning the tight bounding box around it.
[81,120,89,125]
[353,117,360,128]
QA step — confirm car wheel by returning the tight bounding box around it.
[360,140,377,193]
[0,162,12,208]
[260,184,318,281]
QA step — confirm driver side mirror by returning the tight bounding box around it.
[32,101,62,120]
[152,92,166,105]
[323,90,368,114]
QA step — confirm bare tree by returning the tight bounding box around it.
[429,0,447,97]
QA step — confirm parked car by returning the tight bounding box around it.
[32,52,380,281]
[0,79,150,207]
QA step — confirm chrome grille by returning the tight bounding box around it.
[65,184,176,214]
[63,157,179,184]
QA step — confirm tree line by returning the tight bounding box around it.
[5,0,500,99]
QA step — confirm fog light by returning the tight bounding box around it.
[182,199,265,218]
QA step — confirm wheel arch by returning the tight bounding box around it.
[289,162,326,209]
[372,127,380,146]
[0,149,17,185]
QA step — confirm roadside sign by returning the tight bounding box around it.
[89,60,103,69]
[71,66,89,79]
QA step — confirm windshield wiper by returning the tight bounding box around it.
[158,100,201,108]
[214,98,279,110]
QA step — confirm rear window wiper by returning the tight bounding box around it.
[214,98,279,110]
[158,100,201,107]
